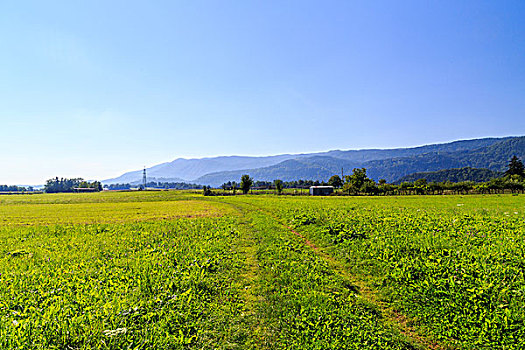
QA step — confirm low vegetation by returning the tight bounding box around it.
[0,216,246,348]
[227,194,525,349]
[0,190,524,348]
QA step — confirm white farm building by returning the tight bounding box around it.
[309,186,334,196]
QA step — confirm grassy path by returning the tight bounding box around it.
[219,198,450,350]
[213,198,420,349]
[212,194,525,349]
[233,213,272,349]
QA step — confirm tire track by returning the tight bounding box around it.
[231,199,449,350]
[210,200,272,349]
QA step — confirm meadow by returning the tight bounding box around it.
[0,191,524,349]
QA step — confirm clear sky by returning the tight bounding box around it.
[1,1,524,184]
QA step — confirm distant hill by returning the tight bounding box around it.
[325,137,509,162]
[103,173,186,185]
[395,167,503,184]
[103,136,524,187]
[103,154,306,184]
[193,137,524,186]
[364,137,525,182]
[194,156,360,186]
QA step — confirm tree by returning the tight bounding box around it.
[240,175,253,194]
[328,175,343,188]
[274,179,283,194]
[203,186,212,196]
[414,178,427,187]
[505,156,525,177]
[504,175,524,193]
[488,178,505,194]
[361,179,378,195]
[413,178,428,195]
[92,181,103,191]
[475,182,489,194]
[343,168,369,195]
[44,177,83,193]
[399,181,412,195]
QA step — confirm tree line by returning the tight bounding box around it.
[322,156,525,195]
[212,156,525,196]
[44,178,103,193]
[0,185,34,192]
[327,156,525,195]
[220,179,328,191]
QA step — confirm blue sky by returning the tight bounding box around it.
[1,1,524,184]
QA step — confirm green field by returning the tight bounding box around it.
[1,191,524,349]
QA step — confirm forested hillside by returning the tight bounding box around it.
[365,137,525,182]
[394,167,503,184]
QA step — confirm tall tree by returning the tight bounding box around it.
[505,156,525,177]
[240,175,253,194]
[343,168,369,195]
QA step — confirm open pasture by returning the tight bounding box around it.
[1,191,524,349]
[228,194,525,349]
[0,192,245,349]
[0,191,200,206]
[0,191,232,226]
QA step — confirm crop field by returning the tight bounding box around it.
[0,191,524,349]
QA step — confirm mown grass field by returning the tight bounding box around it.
[0,198,232,226]
[1,191,524,349]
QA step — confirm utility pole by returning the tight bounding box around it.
[341,167,344,180]
[142,167,147,190]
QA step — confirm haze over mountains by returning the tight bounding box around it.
[103,136,525,187]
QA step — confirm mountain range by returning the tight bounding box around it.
[103,136,525,187]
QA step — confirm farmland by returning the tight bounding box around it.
[0,191,524,349]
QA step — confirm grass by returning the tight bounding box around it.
[229,194,525,349]
[0,191,524,348]
[0,218,247,349]
[0,190,203,205]
[0,192,233,226]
